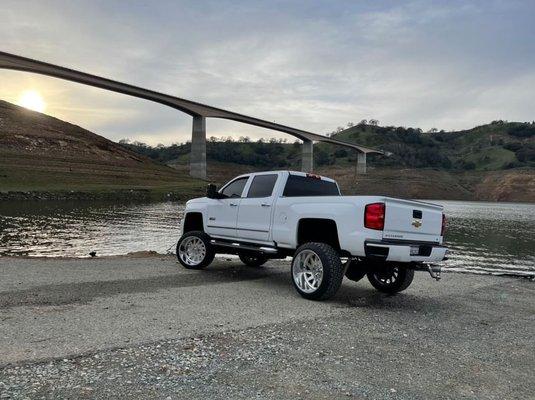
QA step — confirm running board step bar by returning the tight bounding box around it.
[210,240,278,254]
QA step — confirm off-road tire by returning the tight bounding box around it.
[367,264,414,294]
[239,253,268,267]
[291,242,344,301]
[176,231,215,270]
[344,260,367,283]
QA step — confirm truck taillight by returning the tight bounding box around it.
[441,213,446,236]
[364,202,385,230]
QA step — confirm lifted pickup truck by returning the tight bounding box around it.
[177,171,447,300]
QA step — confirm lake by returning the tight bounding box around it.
[0,200,533,278]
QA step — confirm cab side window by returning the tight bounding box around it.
[247,174,278,198]
[220,177,248,198]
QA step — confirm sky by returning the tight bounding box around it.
[1,0,534,145]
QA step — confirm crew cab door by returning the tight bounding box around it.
[206,176,249,238]
[236,173,279,242]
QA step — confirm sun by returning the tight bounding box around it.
[17,90,46,113]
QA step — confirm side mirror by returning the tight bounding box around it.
[207,183,225,199]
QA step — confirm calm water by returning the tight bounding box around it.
[0,200,533,277]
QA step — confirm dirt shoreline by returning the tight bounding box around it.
[0,251,166,260]
[2,167,535,203]
[0,188,204,202]
[0,255,533,399]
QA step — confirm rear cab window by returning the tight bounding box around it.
[247,174,278,198]
[283,174,340,197]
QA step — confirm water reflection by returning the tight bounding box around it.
[434,201,535,277]
[0,200,533,277]
[0,201,184,257]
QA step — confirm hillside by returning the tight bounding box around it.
[165,162,534,203]
[326,121,535,171]
[121,120,535,172]
[123,121,535,202]
[1,98,533,202]
[0,100,203,199]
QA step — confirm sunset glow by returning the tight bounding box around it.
[17,90,46,113]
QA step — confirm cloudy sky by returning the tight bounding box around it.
[1,0,534,145]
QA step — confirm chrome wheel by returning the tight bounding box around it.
[292,249,324,293]
[178,236,206,266]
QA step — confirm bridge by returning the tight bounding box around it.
[0,51,387,179]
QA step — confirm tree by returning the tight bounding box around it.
[369,119,379,126]
[315,148,331,166]
[508,124,535,138]
[516,146,535,162]
[334,148,348,158]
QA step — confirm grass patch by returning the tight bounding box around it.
[462,147,517,170]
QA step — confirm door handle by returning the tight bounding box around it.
[229,203,238,207]
[261,203,271,207]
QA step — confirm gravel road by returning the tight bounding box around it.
[0,255,533,399]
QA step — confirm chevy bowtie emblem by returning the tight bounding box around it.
[412,219,422,228]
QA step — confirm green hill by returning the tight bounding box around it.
[121,120,535,172]
[323,121,535,171]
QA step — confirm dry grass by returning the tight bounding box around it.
[0,100,204,197]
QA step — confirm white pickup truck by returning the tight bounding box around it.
[177,171,447,300]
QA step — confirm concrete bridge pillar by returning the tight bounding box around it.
[301,139,314,172]
[190,115,207,180]
[357,152,367,174]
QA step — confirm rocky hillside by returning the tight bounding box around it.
[315,166,535,203]
[0,100,202,199]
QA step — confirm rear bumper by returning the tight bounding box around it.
[364,239,447,263]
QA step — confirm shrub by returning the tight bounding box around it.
[507,124,535,138]
[457,160,476,170]
[516,147,535,162]
[504,142,522,152]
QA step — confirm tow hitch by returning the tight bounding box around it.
[410,262,442,281]
[427,264,442,281]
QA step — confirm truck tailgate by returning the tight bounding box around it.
[383,198,443,243]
